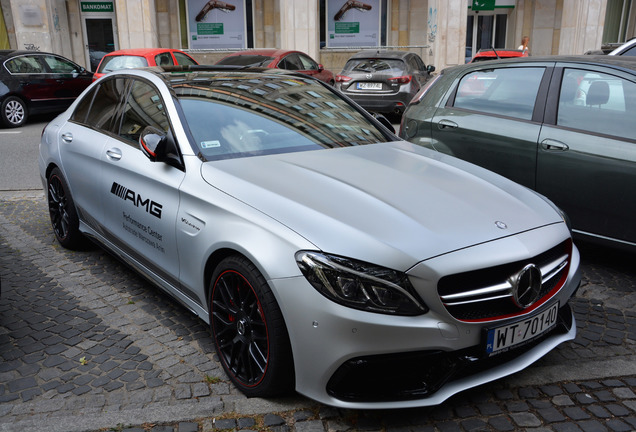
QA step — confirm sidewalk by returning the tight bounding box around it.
[1,192,635,432]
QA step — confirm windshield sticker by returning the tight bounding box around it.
[201,140,221,149]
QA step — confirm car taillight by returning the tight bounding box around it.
[388,75,412,84]
[335,75,352,82]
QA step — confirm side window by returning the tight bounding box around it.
[5,55,44,74]
[557,68,636,140]
[70,87,98,124]
[454,67,545,120]
[42,55,78,73]
[280,54,302,70]
[118,80,170,146]
[174,52,197,66]
[82,78,128,131]
[298,54,318,70]
[155,53,174,67]
[407,56,419,72]
[621,45,636,56]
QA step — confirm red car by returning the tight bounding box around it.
[216,49,335,85]
[93,48,198,81]
[470,49,529,63]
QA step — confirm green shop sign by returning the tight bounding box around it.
[471,0,496,11]
[81,2,114,13]
[335,22,360,34]
[197,23,224,35]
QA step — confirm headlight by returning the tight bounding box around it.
[295,251,428,316]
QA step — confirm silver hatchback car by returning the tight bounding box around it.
[39,66,580,409]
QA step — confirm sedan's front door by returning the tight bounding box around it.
[100,79,185,289]
[537,66,636,245]
[430,65,551,189]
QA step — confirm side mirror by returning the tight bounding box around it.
[140,126,168,162]
[427,65,436,74]
[318,64,325,72]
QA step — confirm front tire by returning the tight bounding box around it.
[1,96,27,128]
[47,167,85,249]
[210,255,294,397]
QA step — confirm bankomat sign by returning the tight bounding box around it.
[81,2,114,13]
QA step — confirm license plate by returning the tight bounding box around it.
[485,302,559,356]
[357,82,382,90]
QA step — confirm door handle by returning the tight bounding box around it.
[540,139,569,151]
[106,148,122,160]
[61,132,73,143]
[437,119,458,130]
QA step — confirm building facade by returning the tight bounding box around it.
[1,0,634,73]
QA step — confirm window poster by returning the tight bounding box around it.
[187,0,246,49]
[327,0,381,47]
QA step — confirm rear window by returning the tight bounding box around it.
[342,58,406,75]
[174,73,388,161]
[216,55,274,67]
[98,55,148,73]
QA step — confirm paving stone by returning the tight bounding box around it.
[510,412,541,427]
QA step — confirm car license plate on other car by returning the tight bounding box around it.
[357,82,382,90]
[485,302,559,356]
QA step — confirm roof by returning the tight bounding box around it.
[222,49,302,57]
[103,48,188,57]
[446,54,636,74]
[348,50,414,60]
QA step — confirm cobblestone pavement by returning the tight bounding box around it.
[1,192,635,432]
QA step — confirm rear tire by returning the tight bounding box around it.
[1,96,27,128]
[47,167,85,249]
[209,255,294,397]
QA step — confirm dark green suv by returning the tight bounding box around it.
[400,55,636,250]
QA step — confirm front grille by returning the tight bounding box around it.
[438,240,571,322]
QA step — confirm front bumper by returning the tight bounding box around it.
[272,226,581,409]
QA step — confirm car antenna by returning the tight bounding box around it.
[490,45,500,59]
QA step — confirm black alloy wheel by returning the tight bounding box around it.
[210,255,294,397]
[47,168,84,249]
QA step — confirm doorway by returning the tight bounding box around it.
[81,3,118,71]
[466,13,508,62]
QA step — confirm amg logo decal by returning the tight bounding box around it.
[110,182,163,219]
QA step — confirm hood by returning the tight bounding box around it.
[200,141,563,270]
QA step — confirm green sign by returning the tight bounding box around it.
[81,2,114,13]
[335,22,360,34]
[197,23,224,35]
[472,0,496,11]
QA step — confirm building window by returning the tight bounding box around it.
[603,0,635,43]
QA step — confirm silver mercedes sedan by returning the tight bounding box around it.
[38,66,581,409]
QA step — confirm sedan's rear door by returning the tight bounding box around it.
[537,64,636,245]
[429,64,553,189]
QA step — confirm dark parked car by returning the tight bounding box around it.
[0,50,93,127]
[216,49,335,85]
[400,55,636,250]
[335,50,435,117]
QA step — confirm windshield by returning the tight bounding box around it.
[173,73,388,161]
[216,55,275,67]
[98,55,148,73]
